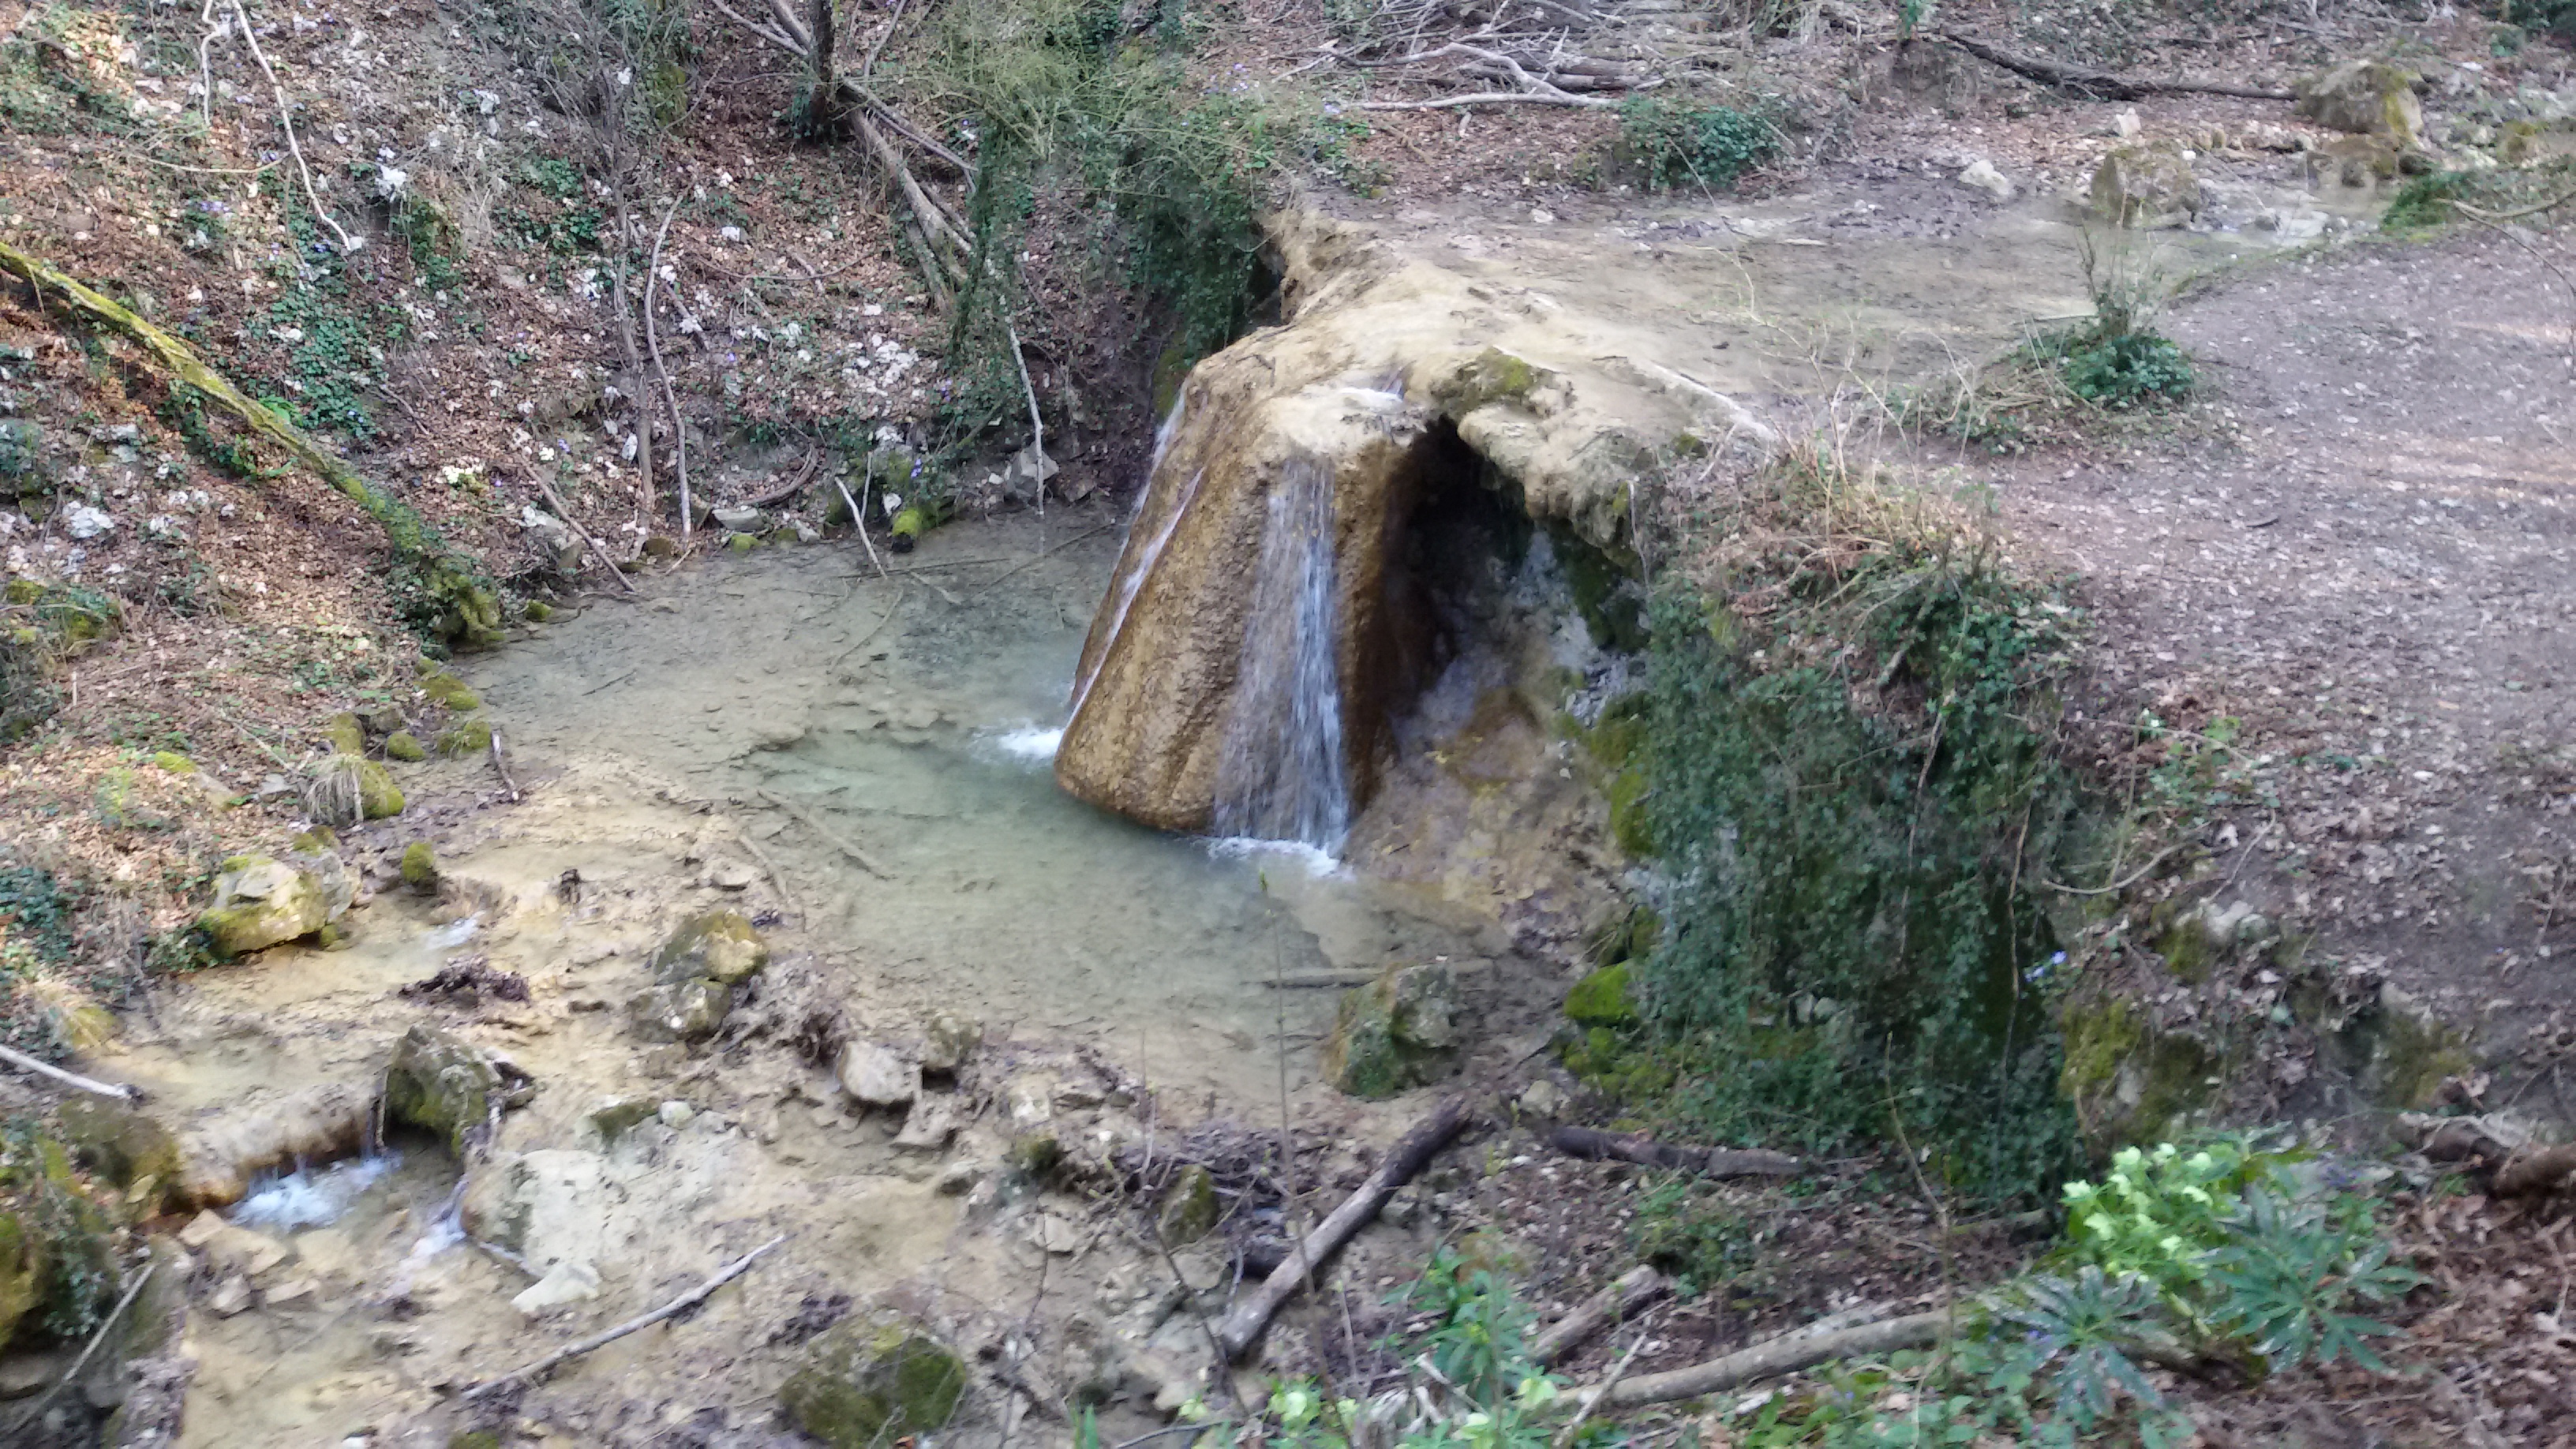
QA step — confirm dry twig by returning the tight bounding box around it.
[462,1235,785,1398]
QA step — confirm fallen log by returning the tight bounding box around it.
[2496,1143,2576,1196]
[1214,1095,1470,1357]
[1596,1311,1947,1408]
[1547,1126,1802,1179]
[1532,1265,1667,1365]
[1936,32,2294,101]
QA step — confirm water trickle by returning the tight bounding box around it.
[230,1151,402,1232]
[1211,458,1350,850]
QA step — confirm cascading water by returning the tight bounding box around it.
[1211,458,1350,850]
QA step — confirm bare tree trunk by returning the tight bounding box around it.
[806,0,836,133]
[609,201,654,522]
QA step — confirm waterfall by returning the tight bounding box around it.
[1211,458,1350,850]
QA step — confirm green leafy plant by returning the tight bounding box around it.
[2204,1188,2417,1372]
[2060,329,2192,406]
[1628,1175,1762,1297]
[1616,96,1778,193]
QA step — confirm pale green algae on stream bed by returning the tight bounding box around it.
[467,508,1507,1106]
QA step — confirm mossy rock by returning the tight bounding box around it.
[0,1126,118,1354]
[642,535,680,560]
[2331,983,2473,1110]
[197,854,331,957]
[889,507,925,547]
[650,909,770,987]
[1156,1163,1218,1245]
[149,751,196,774]
[52,1098,181,1211]
[779,1312,967,1448]
[2297,58,2424,150]
[1564,963,1637,1028]
[435,715,493,758]
[1431,346,1557,416]
[2058,994,2220,1152]
[355,758,405,818]
[523,600,555,622]
[1009,1132,1063,1180]
[2091,144,2203,229]
[1321,963,1461,1100]
[323,711,366,756]
[383,1024,534,1157]
[384,730,427,762]
[585,1098,658,1144]
[627,979,733,1042]
[399,842,438,892]
[418,671,481,711]
[727,532,761,552]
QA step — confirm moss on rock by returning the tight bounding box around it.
[627,979,732,1042]
[383,1024,534,1157]
[384,730,427,762]
[419,671,481,711]
[399,842,438,892]
[323,711,366,756]
[197,855,331,957]
[1321,962,1461,1099]
[435,716,493,758]
[1564,963,1636,1028]
[650,909,770,987]
[51,1099,181,1211]
[779,1312,967,1447]
[1156,1163,1219,1244]
[2058,994,2218,1152]
[355,758,405,818]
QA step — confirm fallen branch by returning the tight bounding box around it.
[1547,1126,1802,1179]
[1554,1331,1648,1449]
[1215,1095,1471,1357]
[529,474,638,592]
[744,447,822,508]
[1357,90,1612,111]
[1532,1265,1667,1366]
[643,199,691,541]
[1596,1311,1947,1408]
[756,788,890,879]
[732,822,803,918]
[835,474,887,578]
[2495,1142,2576,1196]
[0,1041,141,1102]
[1936,32,2293,101]
[462,1234,785,1398]
[2458,186,2576,224]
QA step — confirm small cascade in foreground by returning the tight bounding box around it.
[1211,457,1350,850]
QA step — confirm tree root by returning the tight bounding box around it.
[2496,1142,2576,1196]
[0,239,503,648]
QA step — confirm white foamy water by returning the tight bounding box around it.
[1211,459,1350,850]
[230,1152,401,1231]
[421,915,479,949]
[1204,835,1346,879]
[990,724,1065,762]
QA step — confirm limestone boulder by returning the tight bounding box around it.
[197,855,331,956]
[382,1024,534,1157]
[837,1041,919,1109]
[1054,210,1775,834]
[1320,961,1461,1099]
[649,908,770,986]
[627,978,732,1043]
[2297,59,2423,151]
[779,1312,968,1448]
[2091,144,2203,229]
